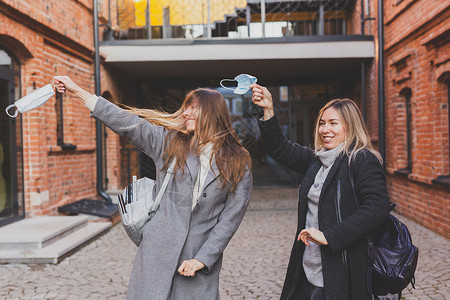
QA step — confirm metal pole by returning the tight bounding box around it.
[319,4,324,35]
[261,0,266,37]
[207,0,212,38]
[361,60,366,121]
[377,0,386,166]
[108,0,111,26]
[367,0,372,34]
[146,0,152,39]
[93,0,112,203]
[361,0,365,35]
[246,6,251,37]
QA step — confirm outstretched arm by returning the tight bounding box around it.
[53,76,167,161]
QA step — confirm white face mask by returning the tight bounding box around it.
[220,74,258,94]
[5,84,55,118]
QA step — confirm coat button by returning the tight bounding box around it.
[203,192,207,197]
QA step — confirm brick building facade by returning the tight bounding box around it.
[0,0,126,223]
[382,0,449,237]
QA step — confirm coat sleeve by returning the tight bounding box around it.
[193,168,253,273]
[90,96,166,161]
[257,114,315,174]
[323,150,391,253]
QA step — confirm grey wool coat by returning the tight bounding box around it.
[258,115,391,300]
[92,97,253,300]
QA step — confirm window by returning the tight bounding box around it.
[404,89,413,171]
[55,93,76,150]
[394,88,413,175]
[431,75,450,186]
[447,82,450,174]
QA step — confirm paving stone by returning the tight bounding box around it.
[0,188,448,299]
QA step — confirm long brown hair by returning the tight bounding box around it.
[313,98,382,164]
[126,88,251,192]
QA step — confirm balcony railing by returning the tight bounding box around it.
[102,0,357,41]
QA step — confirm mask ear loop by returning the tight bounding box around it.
[5,104,18,118]
[220,79,237,91]
[51,82,58,92]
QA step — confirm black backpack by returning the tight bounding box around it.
[368,204,419,296]
[348,170,419,297]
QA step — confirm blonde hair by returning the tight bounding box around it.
[313,98,382,164]
[125,88,251,192]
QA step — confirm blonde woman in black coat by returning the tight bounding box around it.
[251,84,391,300]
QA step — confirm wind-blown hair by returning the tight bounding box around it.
[313,98,382,164]
[126,88,251,192]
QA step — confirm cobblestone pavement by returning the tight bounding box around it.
[0,188,448,299]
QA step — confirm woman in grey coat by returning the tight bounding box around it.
[53,76,253,300]
[251,84,391,300]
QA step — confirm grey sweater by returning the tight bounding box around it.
[303,144,343,287]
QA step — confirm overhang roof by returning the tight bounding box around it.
[100,35,375,78]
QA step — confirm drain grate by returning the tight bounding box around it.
[58,199,118,219]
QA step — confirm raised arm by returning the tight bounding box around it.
[53,76,166,161]
[251,84,315,174]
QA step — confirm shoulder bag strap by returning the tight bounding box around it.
[149,159,176,216]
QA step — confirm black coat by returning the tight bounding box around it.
[258,115,390,300]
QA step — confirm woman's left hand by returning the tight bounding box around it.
[298,228,328,246]
[178,259,205,277]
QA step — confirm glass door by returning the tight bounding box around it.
[0,48,24,226]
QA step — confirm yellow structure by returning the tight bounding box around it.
[133,0,247,27]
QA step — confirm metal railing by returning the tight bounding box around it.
[102,0,358,41]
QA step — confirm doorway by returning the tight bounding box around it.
[0,48,24,226]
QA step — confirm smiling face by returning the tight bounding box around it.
[182,101,199,132]
[318,107,346,150]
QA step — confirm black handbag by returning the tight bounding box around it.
[345,169,419,298]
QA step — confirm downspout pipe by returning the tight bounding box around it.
[93,0,112,203]
[377,0,386,166]
[360,0,366,121]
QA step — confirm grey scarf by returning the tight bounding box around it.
[303,143,344,287]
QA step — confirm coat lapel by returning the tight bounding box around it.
[203,157,220,189]
[185,153,199,181]
[301,159,321,198]
[185,152,219,189]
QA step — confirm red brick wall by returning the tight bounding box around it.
[4,0,94,49]
[383,0,450,237]
[387,175,449,237]
[0,0,126,216]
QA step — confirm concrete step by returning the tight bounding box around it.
[106,189,122,205]
[0,215,90,251]
[0,221,111,264]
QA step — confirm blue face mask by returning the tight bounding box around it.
[220,74,257,94]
